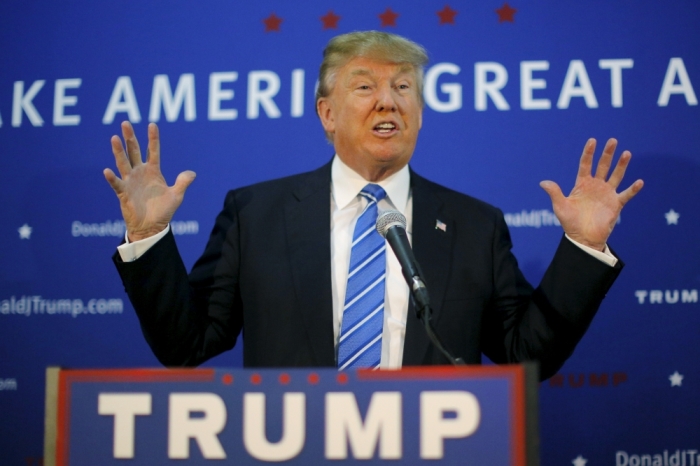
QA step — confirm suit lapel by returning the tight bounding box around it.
[402,170,455,366]
[284,162,336,366]
[282,164,455,366]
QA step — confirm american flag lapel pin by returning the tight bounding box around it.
[435,220,447,232]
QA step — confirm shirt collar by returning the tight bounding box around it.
[331,155,410,213]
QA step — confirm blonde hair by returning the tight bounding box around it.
[316,31,429,111]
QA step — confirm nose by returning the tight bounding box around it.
[375,84,397,112]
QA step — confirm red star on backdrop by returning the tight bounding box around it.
[437,5,458,25]
[321,10,341,30]
[378,8,399,27]
[496,3,517,23]
[263,13,283,32]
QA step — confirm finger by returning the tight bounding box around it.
[111,135,131,177]
[172,170,197,197]
[147,122,161,165]
[103,168,125,193]
[607,150,631,188]
[594,138,618,180]
[618,179,644,206]
[577,138,596,180]
[121,120,143,167]
[540,180,565,204]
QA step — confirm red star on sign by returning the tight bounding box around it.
[263,12,283,32]
[321,10,341,30]
[437,5,458,25]
[378,8,399,27]
[495,3,517,23]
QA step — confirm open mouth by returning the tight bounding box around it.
[374,122,397,134]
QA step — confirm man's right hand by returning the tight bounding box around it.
[103,121,196,242]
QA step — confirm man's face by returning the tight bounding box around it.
[317,57,423,181]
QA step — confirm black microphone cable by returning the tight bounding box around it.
[376,210,464,366]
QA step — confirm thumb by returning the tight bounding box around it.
[539,180,565,204]
[103,168,124,193]
[173,170,197,196]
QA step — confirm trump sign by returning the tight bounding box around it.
[45,366,537,465]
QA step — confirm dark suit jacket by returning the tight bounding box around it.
[114,161,622,380]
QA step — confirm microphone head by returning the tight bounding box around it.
[376,210,407,238]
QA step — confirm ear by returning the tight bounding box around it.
[316,98,336,134]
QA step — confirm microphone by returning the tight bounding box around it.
[375,210,430,314]
[376,210,465,366]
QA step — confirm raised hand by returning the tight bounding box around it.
[540,138,644,251]
[103,121,196,242]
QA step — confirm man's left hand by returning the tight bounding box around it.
[540,138,644,251]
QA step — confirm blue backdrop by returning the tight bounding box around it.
[1,1,698,464]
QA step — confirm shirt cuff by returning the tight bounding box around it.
[116,225,170,262]
[565,234,618,267]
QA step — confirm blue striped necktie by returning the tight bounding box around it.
[338,184,387,370]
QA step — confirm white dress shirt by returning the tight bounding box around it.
[330,155,412,369]
[118,156,617,369]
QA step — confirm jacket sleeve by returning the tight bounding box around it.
[480,212,623,380]
[113,191,243,366]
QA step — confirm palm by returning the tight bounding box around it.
[104,122,196,241]
[540,138,643,251]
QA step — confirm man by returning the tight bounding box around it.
[105,32,643,380]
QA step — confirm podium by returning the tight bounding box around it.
[44,365,538,465]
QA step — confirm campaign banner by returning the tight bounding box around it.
[2,1,698,464]
[45,365,537,465]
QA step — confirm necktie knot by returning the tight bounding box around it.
[360,184,387,204]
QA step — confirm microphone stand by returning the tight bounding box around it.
[376,210,464,366]
[411,289,465,366]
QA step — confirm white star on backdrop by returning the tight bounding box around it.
[18,224,32,239]
[665,209,680,225]
[669,371,684,387]
[572,455,588,466]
